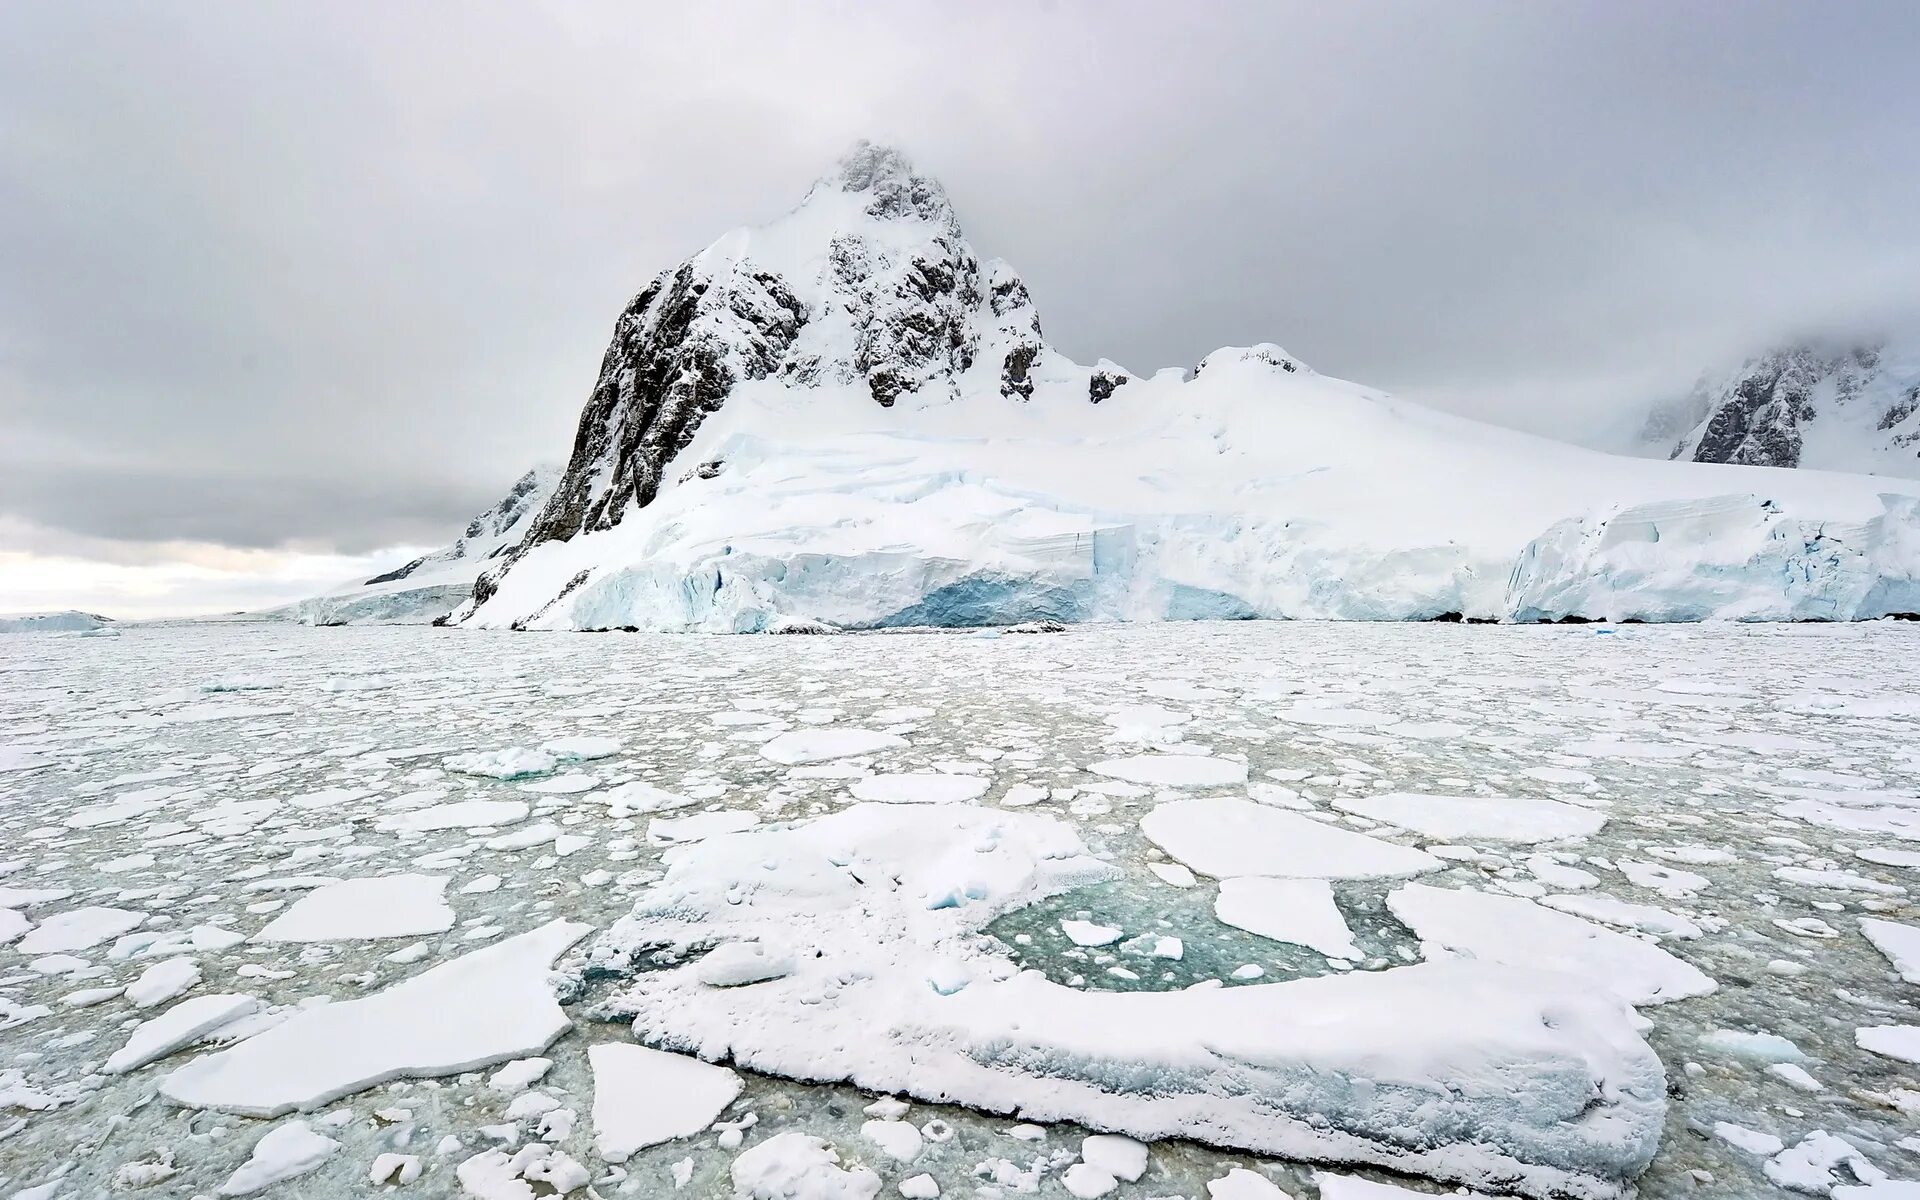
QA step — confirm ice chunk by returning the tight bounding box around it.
[540,736,622,760]
[1539,894,1701,939]
[1316,1172,1491,1198]
[1061,920,1123,947]
[1389,883,1716,1007]
[1089,755,1248,787]
[1142,797,1442,880]
[254,874,454,942]
[1080,1134,1148,1181]
[731,1132,881,1200]
[1862,918,1920,983]
[375,800,530,833]
[1214,877,1361,959]
[105,993,262,1073]
[445,748,557,780]
[162,920,590,1115]
[1331,793,1604,843]
[694,941,795,987]
[126,956,202,1007]
[1857,1025,1920,1064]
[17,906,145,953]
[761,729,907,765]
[217,1120,340,1196]
[588,1043,742,1162]
[850,773,989,804]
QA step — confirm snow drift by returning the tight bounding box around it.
[450,144,1920,631]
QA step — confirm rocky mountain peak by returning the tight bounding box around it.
[1656,336,1920,475]
[473,144,1070,612]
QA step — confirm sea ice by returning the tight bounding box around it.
[253,874,454,942]
[216,1120,339,1196]
[16,906,145,954]
[161,920,591,1115]
[850,773,990,804]
[1389,883,1716,1006]
[760,728,907,765]
[374,800,530,833]
[104,993,263,1073]
[1088,755,1248,787]
[1141,797,1442,879]
[587,1042,742,1162]
[1214,877,1362,959]
[1330,792,1605,843]
[1861,918,1920,983]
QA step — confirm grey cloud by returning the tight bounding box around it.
[3,0,1919,556]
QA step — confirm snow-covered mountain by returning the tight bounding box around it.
[290,465,559,625]
[453,144,1920,630]
[1633,338,1920,477]
[0,610,114,634]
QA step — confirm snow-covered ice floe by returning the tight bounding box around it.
[590,802,1666,1198]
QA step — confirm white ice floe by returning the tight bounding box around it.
[588,1042,742,1162]
[1060,920,1124,947]
[162,920,590,1115]
[1214,877,1362,959]
[104,993,262,1073]
[444,748,557,780]
[253,874,454,942]
[1539,894,1702,939]
[1857,1025,1920,1065]
[604,781,699,816]
[648,811,761,844]
[850,773,990,804]
[1141,797,1442,880]
[1088,755,1248,787]
[16,906,145,954]
[1330,793,1605,844]
[540,736,622,760]
[125,956,202,1007]
[589,803,1665,1199]
[731,1132,881,1199]
[1388,883,1716,1007]
[760,728,907,765]
[1862,918,1920,983]
[217,1120,340,1196]
[374,800,530,833]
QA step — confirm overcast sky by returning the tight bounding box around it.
[5,1,1919,617]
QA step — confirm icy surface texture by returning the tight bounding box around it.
[3,620,1920,1199]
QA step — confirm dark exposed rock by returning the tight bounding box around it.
[1001,343,1039,400]
[1677,342,1895,470]
[1089,367,1129,404]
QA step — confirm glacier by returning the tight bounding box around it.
[446,145,1920,632]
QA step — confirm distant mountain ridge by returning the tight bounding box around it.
[1637,338,1920,478]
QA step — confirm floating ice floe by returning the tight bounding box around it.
[104,993,262,1073]
[444,748,557,779]
[1330,792,1605,843]
[374,799,530,833]
[1861,918,1920,983]
[588,1042,742,1161]
[253,874,454,942]
[162,920,590,1115]
[17,906,146,954]
[1141,797,1442,880]
[1088,754,1248,787]
[850,773,990,804]
[590,803,1666,1198]
[216,1120,339,1196]
[760,728,907,765]
[1389,883,1716,1006]
[1214,877,1362,959]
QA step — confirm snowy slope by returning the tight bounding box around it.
[291,465,558,625]
[1632,339,1920,478]
[0,610,114,634]
[455,145,1920,631]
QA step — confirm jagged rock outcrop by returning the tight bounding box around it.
[1650,339,1920,477]
[471,142,1093,610]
